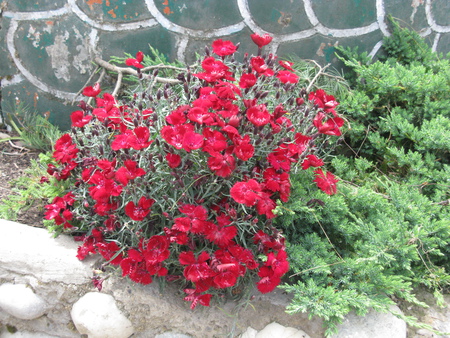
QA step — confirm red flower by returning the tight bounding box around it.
[247,104,271,126]
[125,196,155,221]
[254,230,285,252]
[96,241,123,265]
[179,251,214,282]
[276,70,299,84]
[278,60,294,71]
[187,107,215,125]
[142,235,170,265]
[301,154,324,170]
[265,250,289,277]
[256,192,277,219]
[125,51,144,69]
[53,134,79,164]
[44,193,75,229]
[82,83,101,97]
[313,112,345,136]
[194,57,234,82]
[256,266,280,294]
[166,105,189,125]
[309,89,339,115]
[212,39,237,56]
[239,73,257,89]
[233,135,254,161]
[120,248,152,285]
[165,153,181,168]
[205,222,237,248]
[161,124,194,149]
[250,56,274,76]
[250,33,273,48]
[202,128,228,155]
[230,179,261,207]
[183,289,212,309]
[76,229,103,261]
[115,160,146,185]
[182,130,204,152]
[313,169,338,195]
[71,110,92,128]
[207,151,236,177]
[111,127,153,151]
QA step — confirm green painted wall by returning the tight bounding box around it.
[1,0,449,130]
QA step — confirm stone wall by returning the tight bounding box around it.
[1,0,450,130]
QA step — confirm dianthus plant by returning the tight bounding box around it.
[44,34,343,309]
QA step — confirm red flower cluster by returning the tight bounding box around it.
[44,34,344,309]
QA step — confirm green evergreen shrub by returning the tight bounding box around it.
[276,17,450,336]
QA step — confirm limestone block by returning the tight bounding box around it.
[330,305,407,338]
[256,322,310,338]
[0,328,59,337]
[239,327,258,338]
[154,333,193,338]
[0,283,46,320]
[0,220,96,284]
[71,292,134,338]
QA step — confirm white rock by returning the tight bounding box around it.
[71,292,134,338]
[0,283,46,320]
[0,328,59,337]
[330,305,407,338]
[256,322,310,338]
[239,327,258,338]
[0,220,96,284]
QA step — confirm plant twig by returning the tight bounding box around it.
[93,57,182,98]
[306,60,331,92]
[112,71,123,97]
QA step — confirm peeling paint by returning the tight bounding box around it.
[45,34,70,81]
[410,0,424,24]
[86,0,103,11]
[27,25,42,48]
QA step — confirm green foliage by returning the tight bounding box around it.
[1,102,62,152]
[276,17,450,336]
[334,17,450,202]
[380,16,439,67]
[0,153,69,222]
[277,172,450,335]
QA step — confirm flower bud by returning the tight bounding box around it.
[205,46,210,56]
[78,100,87,111]
[156,89,162,100]
[243,52,248,64]
[153,69,159,77]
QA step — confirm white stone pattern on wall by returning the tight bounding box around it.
[3,0,450,103]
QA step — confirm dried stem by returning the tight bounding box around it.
[306,60,331,92]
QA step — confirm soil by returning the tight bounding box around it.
[0,128,44,227]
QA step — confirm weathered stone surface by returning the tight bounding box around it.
[0,283,46,320]
[330,305,407,338]
[256,322,310,338]
[154,333,193,338]
[0,220,96,284]
[240,327,258,338]
[0,328,59,337]
[71,292,134,338]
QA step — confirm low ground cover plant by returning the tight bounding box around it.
[42,34,344,309]
[275,18,450,335]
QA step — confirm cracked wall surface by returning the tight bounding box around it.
[0,0,449,130]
